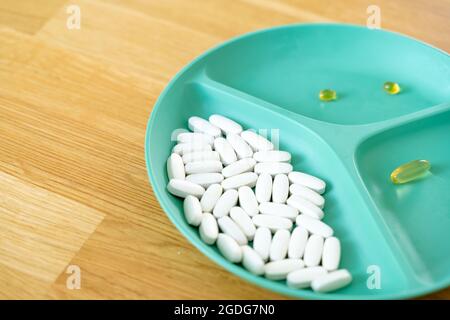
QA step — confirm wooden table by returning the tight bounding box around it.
[0,0,448,299]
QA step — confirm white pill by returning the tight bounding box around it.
[255,173,272,203]
[288,171,326,194]
[240,130,274,151]
[322,237,341,271]
[253,150,291,163]
[185,160,223,174]
[167,179,205,198]
[167,153,185,180]
[222,158,256,178]
[288,227,309,259]
[218,216,247,245]
[209,114,243,135]
[242,245,265,275]
[177,132,214,145]
[290,184,325,208]
[173,142,211,155]
[183,195,203,226]
[230,207,256,240]
[253,227,272,261]
[216,233,242,263]
[264,259,305,280]
[188,116,221,137]
[238,186,259,217]
[226,133,253,159]
[182,150,220,164]
[214,137,237,165]
[270,229,290,261]
[254,162,293,175]
[311,269,352,293]
[287,195,324,220]
[200,184,223,212]
[221,172,258,190]
[186,173,224,188]
[272,174,289,203]
[303,234,324,267]
[287,267,328,289]
[213,189,238,218]
[259,202,299,220]
[199,213,218,245]
[252,215,293,232]
[296,214,334,238]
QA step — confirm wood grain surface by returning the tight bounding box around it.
[0,0,448,299]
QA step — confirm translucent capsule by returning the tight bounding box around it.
[390,160,431,184]
[319,89,336,102]
[383,81,401,95]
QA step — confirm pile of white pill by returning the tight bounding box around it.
[166,114,352,293]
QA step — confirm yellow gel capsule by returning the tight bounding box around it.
[390,160,431,184]
[384,81,401,95]
[319,89,337,101]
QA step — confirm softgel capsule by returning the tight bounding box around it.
[165,114,352,294]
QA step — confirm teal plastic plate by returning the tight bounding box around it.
[145,24,450,299]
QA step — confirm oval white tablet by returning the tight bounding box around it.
[185,160,223,174]
[238,186,259,217]
[167,153,185,180]
[209,114,243,135]
[303,234,324,267]
[290,184,325,208]
[252,215,293,232]
[177,132,214,145]
[287,195,324,220]
[322,237,341,271]
[188,116,221,137]
[272,174,289,203]
[167,179,205,198]
[255,173,272,203]
[270,229,290,261]
[216,233,242,263]
[264,259,305,280]
[288,171,326,194]
[199,213,218,245]
[217,216,247,245]
[229,207,256,240]
[259,202,299,220]
[287,266,328,289]
[173,142,211,155]
[182,151,220,164]
[241,245,265,275]
[186,173,224,188]
[213,189,238,218]
[296,214,334,238]
[240,130,274,151]
[214,137,237,165]
[253,150,291,163]
[254,162,293,175]
[221,172,258,190]
[311,269,352,293]
[222,158,256,178]
[226,133,253,159]
[183,195,203,226]
[253,227,271,261]
[288,227,309,259]
[200,184,223,212]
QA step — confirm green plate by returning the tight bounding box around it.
[145,23,450,299]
